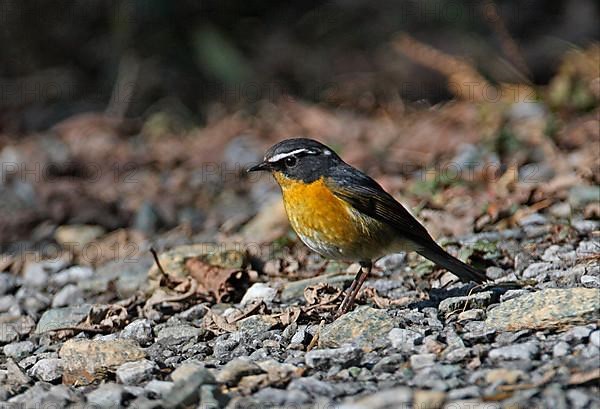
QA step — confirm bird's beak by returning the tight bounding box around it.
[247,161,270,173]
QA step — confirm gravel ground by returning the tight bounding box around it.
[1,213,598,409]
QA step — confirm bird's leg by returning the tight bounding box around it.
[336,260,372,316]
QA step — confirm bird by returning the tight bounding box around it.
[247,138,488,316]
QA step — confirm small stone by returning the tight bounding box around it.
[170,362,205,383]
[387,328,423,350]
[447,386,480,400]
[145,380,174,397]
[86,383,124,408]
[28,358,63,382]
[413,389,446,409]
[0,323,19,344]
[156,324,202,342]
[305,345,362,369]
[561,326,593,342]
[287,376,336,398]
[163,366,216,407]
[0,273,17,295]
[567,388,591,408]
[549,202,571,218]
[572,219,600,234]
[569,185,600,208]
[216,357,263,385]
[374,253,406,270]
[485,368,525,384]
[518,213,547,226]
[410,353,436,370]
[500,289,530,302]
[50,265,94,286]
[445,347,471,363]
[55,224,105,248]
[344,386,412,408]
[522,262,554,279]
[581,275,600,288]
[59,339,145,385]
[121,319,153,346]
[319,306,395,351]
[236,315,277,336]
[290,325,308,345]
[3,340,35,360]
[51,284,83,307]
[486,288,600,331]
[240,283,277,306]
[590,330,600,347]
[116,359,156,385]
[488,342,539,360]
[458,309,485,321]
[553,341,570,357]
[438,292,494,315]
[36,304,92,333]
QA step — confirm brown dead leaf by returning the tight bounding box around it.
[203,310,238,334]
[185,257,250,303]
[303,283,342,307]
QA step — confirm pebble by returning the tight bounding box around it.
[305,345,362,369]
[86,383,123,408]
[438,292,493,315]
[340,386,412,409]
[51,284,84,307]
[488,342,539,360]
[387,328,423,350]
[413,390,446,409]
[457,309,485,321]
[215,357,262,385]
[590,330,600,348]
[35,304,92,333]
[144,380,174,397]
[580,275,600,288]
[163,366,216,407]
[485,368,524,384]
[116,359,156,385]
[156,324,202,342]
[239,283,277,306]
[553,341,570,357]
[121,319,154,346]
[410,353,436,370]
[50,265,94,287]
[3,340,35,360]
[28,358,63,382]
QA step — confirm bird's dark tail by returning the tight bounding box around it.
[417,242,488,284]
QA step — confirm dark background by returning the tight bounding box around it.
[1,0,598,132]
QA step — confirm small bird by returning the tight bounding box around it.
[248,138,488,315]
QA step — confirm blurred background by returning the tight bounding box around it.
[0,0,598,254]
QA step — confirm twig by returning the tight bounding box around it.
[150,247,167,276]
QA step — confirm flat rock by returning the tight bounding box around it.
[488,341,539,360]
[305,344,362,369]
[156,324,202,342]
[116,359,156,385]
[59,339,145,385]
[35,304,92,333]
[485,288,600,331]
[438,292,494,315]
[339,386,412,409]
[319,306,395,351]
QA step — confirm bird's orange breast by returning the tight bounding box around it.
[273,173,364,251]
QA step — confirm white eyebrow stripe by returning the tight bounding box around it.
[267,148,318,163]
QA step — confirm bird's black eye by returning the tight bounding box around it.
[284,156,297,167]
